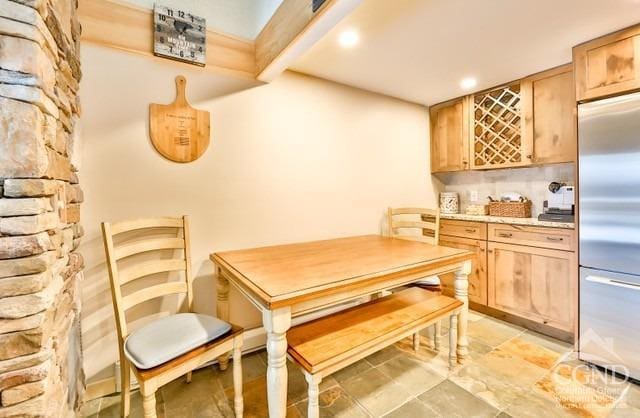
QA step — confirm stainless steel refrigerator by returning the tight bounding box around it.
[579,92,640,381]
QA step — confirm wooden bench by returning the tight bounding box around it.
[287,287,463,418]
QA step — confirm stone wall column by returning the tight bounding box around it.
[0,0,83,416]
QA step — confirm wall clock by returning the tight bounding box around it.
[153,4,206,66]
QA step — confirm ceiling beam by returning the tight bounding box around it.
[78,0,256,79]
[255,0,363,81]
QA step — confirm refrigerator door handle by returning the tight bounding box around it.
[585,275,640,291]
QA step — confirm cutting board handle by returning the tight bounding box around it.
[174,75,188,106]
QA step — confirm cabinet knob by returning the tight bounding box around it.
[526,154,532,159]
[546,236,564,242]
[488,249,494,253]
[465,228,476,233]
[498,233,513,238]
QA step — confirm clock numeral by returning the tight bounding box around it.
[169,46,173,53]
[159,14,166,22]
[159,36,165,43]
[199,46,203,53]
[190,15,194,23]
[190,51,195,58]
[180,50,184,58]
[167,9,173,17]
[198,25,202,31]
[178,10,185,18]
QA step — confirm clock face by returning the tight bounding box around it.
[153,5,206,66]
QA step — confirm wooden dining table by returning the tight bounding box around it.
[210,234,473,418]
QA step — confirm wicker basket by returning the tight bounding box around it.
[489,200,532,218]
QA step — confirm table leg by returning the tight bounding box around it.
[216,269,231,370]
[263,307,292,418]
[454,260,472,364]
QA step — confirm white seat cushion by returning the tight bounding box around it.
[124,313,231,370]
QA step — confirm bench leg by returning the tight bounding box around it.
[413,332,420,351]
[233,336,244,417]
[216,271,231,371]
[434,321,442,352]
[140,386,157,418]
[449,314,458,370]
[305,373,322,418]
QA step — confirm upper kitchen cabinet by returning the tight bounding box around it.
[521,65,577,164]
[574,24,640,102]
[430,97,470,173]
[470,83,529,169]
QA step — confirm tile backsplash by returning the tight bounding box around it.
[434,163,575,216]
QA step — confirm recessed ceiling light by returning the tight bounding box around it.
[460,77,477,90]
[338,29,359,48]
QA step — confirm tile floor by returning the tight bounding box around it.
[81,311,640,417]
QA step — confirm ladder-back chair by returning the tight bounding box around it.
[387,207,443,352]
[102,216,243,418]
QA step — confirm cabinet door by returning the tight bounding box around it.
[574,25,640,102]
[430,97,469,173]
[470,83,529,169]
[439,235,487,305]
[521,66,576,164]
[487,242,576,332]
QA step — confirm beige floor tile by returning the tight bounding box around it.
[295,385,369,418]
[376,355,445,397]
[535,372,618,418]
[383,398,433,418]
[518,330,573,355]
[216,351,266,390]
[365,345,403,366]
[449,348,548,410]
[416,379,499,418]
[394,336,453,378]
[98,391,166,418]
[612,381,640,417]
[331,358,373,384]
[340,367,413,417]
[496,336,563,370]
[466,316,525,348]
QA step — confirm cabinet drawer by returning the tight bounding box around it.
[488,224,575,251]
[440,219,487,240]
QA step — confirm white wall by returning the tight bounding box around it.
[79,44,438,383]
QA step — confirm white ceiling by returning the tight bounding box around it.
[291,0,640,105]
[121,0,283,40]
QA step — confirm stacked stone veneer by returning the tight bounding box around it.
[0,0,83,416]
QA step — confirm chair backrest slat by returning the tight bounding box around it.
[110,217,184,235]
[387,207,440,246]
[118,259,187,286]
[114,237,185,260]
[101,216,193,341]
[121,282,188,312]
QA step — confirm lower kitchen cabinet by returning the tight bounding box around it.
[487,241,576,333]
[439,235,487,305]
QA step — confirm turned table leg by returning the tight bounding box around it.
[263,307,292,418]
[216,268,231,370]
[454,260,471,364]
[305,373,322,418]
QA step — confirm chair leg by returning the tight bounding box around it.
[304,372,322,418]
[449,314,458,370]
[434,321,442,352]
[412,332,420,351]
[141,390,157,418]
[233,337,244,417]
[186,371,192,383]
[120,358,131,417]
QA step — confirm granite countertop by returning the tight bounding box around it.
[440,213,575,229]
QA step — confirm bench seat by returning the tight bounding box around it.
[287,287,463,417]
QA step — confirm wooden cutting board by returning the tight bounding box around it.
[149,76,210,163]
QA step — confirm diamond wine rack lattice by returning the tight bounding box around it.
[472,84,525,168]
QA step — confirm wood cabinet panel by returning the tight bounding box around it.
[487,242,576,332]
[430,98,469,173]
[521,65,576,164]
[439,235,487,305]
[440,219,487,240]
[488,224,575,251]
[574,25,640,102]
